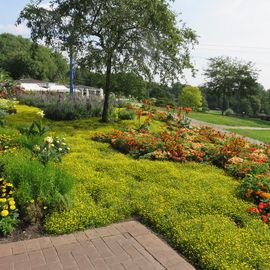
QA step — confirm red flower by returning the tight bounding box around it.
[261,215,268,223]
[185,107,192,114]
[248,207,259,214]
[258,202,265,210]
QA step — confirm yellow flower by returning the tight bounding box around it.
[10,205,16,210]
[1,210,9,217]
[9,200,15,206]
[9,191,13,195]
[37,111,45,118]
[30,199,35,203]
[0,198,6,203]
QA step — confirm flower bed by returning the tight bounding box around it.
[94,115,270,225]
[0,109,74,235]
[8,104,270,270]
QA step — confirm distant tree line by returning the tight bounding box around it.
[2,34,269,117]
[203,56,270,116]
[0,33,68,82]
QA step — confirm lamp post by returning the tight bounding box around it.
[69,48,75,95]
[60,35,75,95]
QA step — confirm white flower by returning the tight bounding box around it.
[33,145,41,152]
[37,111,45,118]
[44,136,53,144]
[67,147,70,151]
[58,148,63,152]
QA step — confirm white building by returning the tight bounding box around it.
[20,83,48,92]
[16,80,104,98]
[75,85,104,99]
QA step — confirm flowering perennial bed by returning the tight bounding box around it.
[5,105,270,270]
[94,125,270,224]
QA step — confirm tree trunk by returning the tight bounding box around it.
[101,56,112,122]
[221,90,228,115]
[221,92,225,115]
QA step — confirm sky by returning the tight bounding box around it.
[1,0,270,88]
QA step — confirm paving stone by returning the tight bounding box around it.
[91,238,114,258]
[0,243,13,257]
[42,247,59,263]
[24,239,40,252]
[0,262,14,270]
[12,241,26,255]
[0,221,195,270]
[38,237,53,249]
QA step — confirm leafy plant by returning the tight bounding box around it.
[118,109,135,120]
[32,136,70,165]
[1,153,74,224]
[19,120,50,137]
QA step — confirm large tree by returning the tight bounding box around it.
[18,0,197,122]
[204,56,259,114]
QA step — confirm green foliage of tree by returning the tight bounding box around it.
[111,72,146,100]
[0,33,68,82]
[204,56,259,114]
[179,85,202,110]
[0,69,15,97]
[75,69,105,88]
[261,89,270,115]
[18,0,197,122]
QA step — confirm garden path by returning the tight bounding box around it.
[0,221,195,270]
[189,118,266,145]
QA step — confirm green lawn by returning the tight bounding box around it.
[228,129,270,144]
[189,110,270,127]
[5,105,270,270]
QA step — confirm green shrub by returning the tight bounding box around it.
[18,93,103,120]
[224,108,234,116]
[0,99,17,113]
[118,109,135,120]
[1,153,74,218]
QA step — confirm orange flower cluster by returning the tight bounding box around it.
[94,118,270,226]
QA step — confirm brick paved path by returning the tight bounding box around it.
[0,221,195,270]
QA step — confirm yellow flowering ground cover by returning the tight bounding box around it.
[6,105,270,270]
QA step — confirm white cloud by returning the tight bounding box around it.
[39,2,52,10]
[0,24,30,37]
